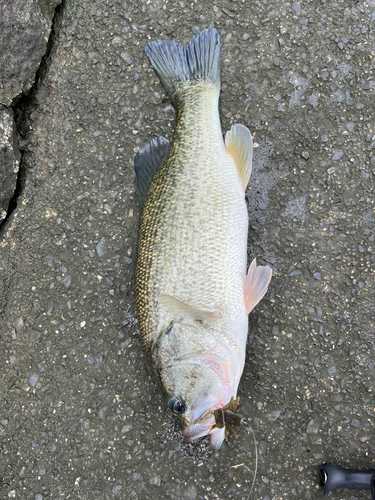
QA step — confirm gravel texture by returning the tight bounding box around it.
[0,1,374,499]
[0,0,62,106]
[0,0,62,227]
[0,107,20,222]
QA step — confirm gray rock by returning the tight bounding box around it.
[183,485,198,499]
[292,2,301,15]
[332,149,344,160]
[306,419,321,435]
[0,0,62,106]
[96,237,106,257]
[28,375,38,387]
[149,474,161,486]
[0,106,20,222]
[364,80,375,90]
[38,0,63,22]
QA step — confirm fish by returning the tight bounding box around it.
[134,28,272,450]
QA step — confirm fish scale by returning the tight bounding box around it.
[134,28,272,450]
[137,89,247,350]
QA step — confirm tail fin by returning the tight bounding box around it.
[144,28,220,101]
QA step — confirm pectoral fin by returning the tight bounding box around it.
[244,259,272,314]
[160,294,221,323]
[225,124,253,190]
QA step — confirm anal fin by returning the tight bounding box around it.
[244,259,272,314]
[134,136,170,208]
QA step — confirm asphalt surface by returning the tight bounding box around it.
[1,1,374,499]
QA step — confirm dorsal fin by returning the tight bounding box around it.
[134,136,170,208]
[225,124,253,190]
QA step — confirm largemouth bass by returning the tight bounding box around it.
[134,28,272,450]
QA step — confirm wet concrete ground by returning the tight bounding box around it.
[1,1,374,499]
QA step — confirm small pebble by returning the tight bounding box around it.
[332,149,344,160]
[266,410,281,422]
[120,52,133,65]
[62,276,71,288]
[150,474,161,486]
[306,419,321,434]
[96,237,106,257]
[364,80,375,89]
[183,485,198,500]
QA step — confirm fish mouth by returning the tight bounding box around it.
[182,394,244,450]
[182,418,215,442]
[182,405,220,443]
[182,411,225,450]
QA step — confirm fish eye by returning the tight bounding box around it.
[168,398,186,415]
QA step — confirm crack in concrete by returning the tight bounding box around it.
[0,0,65,237]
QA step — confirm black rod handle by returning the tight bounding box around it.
[318,463,375,492]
